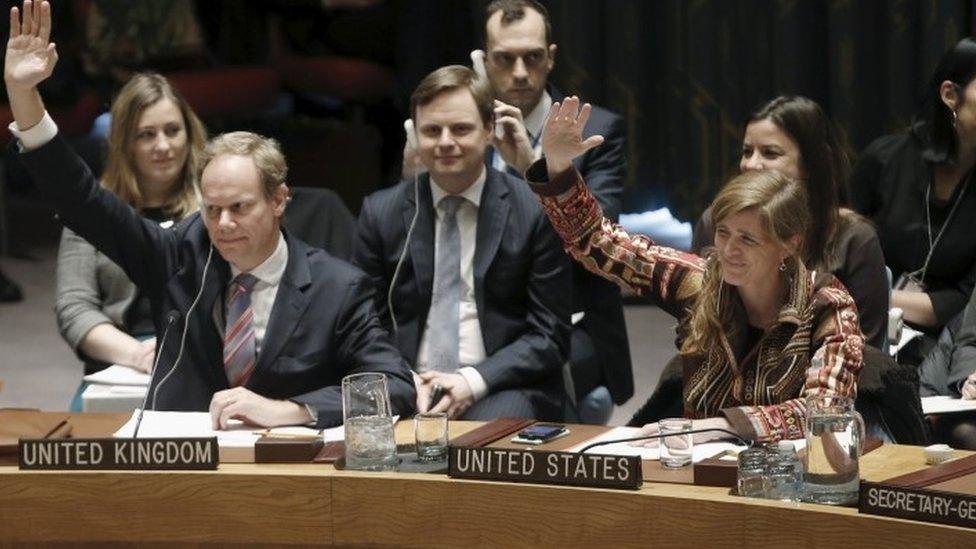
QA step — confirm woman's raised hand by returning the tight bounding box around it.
[541,96,605,176]
[5,0,58,91]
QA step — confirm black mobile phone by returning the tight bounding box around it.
[517,424,567,441]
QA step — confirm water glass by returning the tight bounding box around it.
[414,412,448,462]
[659,418,693,468]
[763,441,802,502]
[342,372,398,471]
[736,446,768,498]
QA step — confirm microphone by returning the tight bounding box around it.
[577,428,753,455]
[133,243,215,438]
[132,310,181,438]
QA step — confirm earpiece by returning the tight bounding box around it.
[404,118,418,150]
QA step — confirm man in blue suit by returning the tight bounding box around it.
[354,65,571,421]
[482,0,633,418]
[4,0,415,428]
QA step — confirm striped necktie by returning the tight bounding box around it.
[224,273,259,387]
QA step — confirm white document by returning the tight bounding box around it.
[922,395,976,415]
[114,410,261,447]
[83,364,151,386]
[114,410,354,446]
[566,426,747,463]
[889,325,924,357]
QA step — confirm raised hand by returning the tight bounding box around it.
[540,96,604,177]
[5,0,58,90]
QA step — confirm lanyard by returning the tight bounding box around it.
[918,171,972,282]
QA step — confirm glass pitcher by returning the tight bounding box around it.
[342,372,398,471]
[801,394,865,505]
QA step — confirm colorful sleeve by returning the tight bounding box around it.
[722,279,865,443]
[528,163,704,317]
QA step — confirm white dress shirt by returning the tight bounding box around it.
[8,110,59,150]
[416,168,490,400]
[491,90,553,173]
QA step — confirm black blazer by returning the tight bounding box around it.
[21,136,416,427]
[352,168,571,396]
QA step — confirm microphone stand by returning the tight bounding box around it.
[577,428,753,454]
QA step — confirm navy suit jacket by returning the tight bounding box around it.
[491,86,634,403]
[352,168,571,399]
[21,136,416,428]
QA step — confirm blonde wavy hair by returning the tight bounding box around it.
[680,170,810,360]
[101,72,207,219]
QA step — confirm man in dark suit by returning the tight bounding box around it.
[5,1,414,428]
[482,0,633,418]
[354,65,570,421]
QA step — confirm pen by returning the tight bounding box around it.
[252,429,324,440]
[428,383,445,411]
[43,418,71,440]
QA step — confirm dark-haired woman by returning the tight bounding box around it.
[696,96,887,349]
[852,37,976,362]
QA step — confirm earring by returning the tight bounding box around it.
[779,260,787,272]
[953,110,958,129]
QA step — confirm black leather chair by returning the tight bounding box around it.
[284,186,357,261]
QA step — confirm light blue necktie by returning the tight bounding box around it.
[426,195,465,372]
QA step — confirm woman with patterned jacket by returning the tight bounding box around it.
[524,97,865,444]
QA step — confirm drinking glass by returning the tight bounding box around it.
[414,412,448,462]
[659,418,693,468]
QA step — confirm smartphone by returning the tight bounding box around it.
[511,424,569,445]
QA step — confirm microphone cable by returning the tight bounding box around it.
[576,427,752,454]
[387,171,421,335]
[148,244,215,412]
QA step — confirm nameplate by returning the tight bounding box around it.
[448,446,642,490]
[859,481,976,529]
[18,438,219,470]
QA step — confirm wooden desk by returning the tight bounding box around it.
[1,420,974,547]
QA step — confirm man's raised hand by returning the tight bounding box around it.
[5,0,58,91]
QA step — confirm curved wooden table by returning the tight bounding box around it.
[1,419,974,547]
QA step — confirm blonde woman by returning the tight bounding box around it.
[56,72,206,409]
[525,97,865,444]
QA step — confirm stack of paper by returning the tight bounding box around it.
[82,364,151,386]
[922,396,976,415]
[566,426,748,462]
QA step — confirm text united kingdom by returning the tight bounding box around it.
[19,438,219,470]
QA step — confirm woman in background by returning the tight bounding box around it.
[852,38,976,364]
[56,72,206,410]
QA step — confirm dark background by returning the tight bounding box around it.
[4,0,976,222]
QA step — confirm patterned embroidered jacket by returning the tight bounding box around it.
[526,162,865,443]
